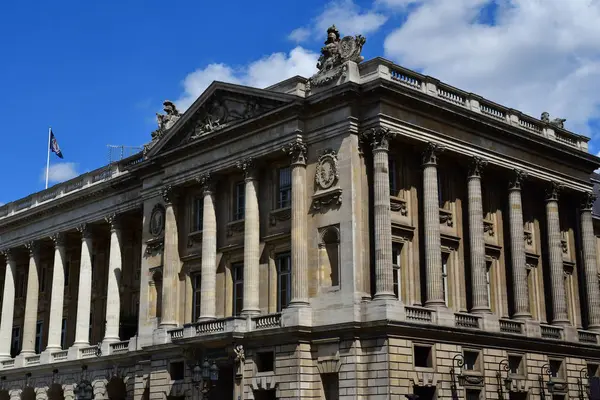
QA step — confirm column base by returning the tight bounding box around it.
[373,291,396,301]
[551,318,570,327]
[424,299,447,309]
[512,311,532,320]
[197,316,217,322]
[587,324,600,333]
[288,299,310,308]
[0,354,11,361]
[241,309,260,318]
[71,341,90,348]
[158,322,177,330]
[470,306,492,314]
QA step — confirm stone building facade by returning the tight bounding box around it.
[1,26,600,400]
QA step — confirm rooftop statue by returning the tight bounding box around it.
[541,111,566,129]
[152,100,181,140]
[307,25,366,90]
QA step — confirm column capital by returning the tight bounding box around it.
[361,127,396,152]
[468,156,488,178]
[508,169,528,191]
[77,223,93,239]
[105,214,121,232]
[1,249,13,262]
[24,241,39,257]
[161,185,176,205]
[236,158,257,181]
[196,173,215,195]
[581,191,596,211]
[50,232,66,247]
[283,138,307,166]
[422,142,445,166]
[545,181,563,202]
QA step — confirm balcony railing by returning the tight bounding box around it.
[253,313,282,330]
[25,355,40,366]
[109,341,130,354]
[51,350,68,361]
[406,306,434,323]
[578,330,599,344]
[455,313,480,329]
[196,320,226,335]
[540,324,563,340]
[1,359,14,369]
[80,345,99,358]
[499,319,524,334]
[169,328,184,341]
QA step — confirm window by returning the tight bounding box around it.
[60,318,67,349]
[169,361,185,381]
[465,389,481,400]
[64,261,70,288]
[508,355,524,375]
[35,320,43,354]
[389,158,398,195]
[40,265,47,293]
[463,350,481,371]
[192,274,202,321]
[277,253,291,311]
[234,181,245,220]
[485,259,492,309]
[15,271,25,299]
[442,253,449,306]
[392,244,401,299]
[414,386,435,400]
[277,167,291,209]
[319,226,340,289]
[256,351,274,372]
[11,326,20,358]
[232,262,244,316]
[437,171,444,208]
[549,359,565,379]
[414,345,433,368]
[193,197,203,232]
[89,312,93,343]
[321,373,339,400]
[588,363,600,378]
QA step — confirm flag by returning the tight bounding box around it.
[50,129,63,159]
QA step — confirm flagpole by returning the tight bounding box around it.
[45,127,51,189]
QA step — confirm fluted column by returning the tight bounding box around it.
[362,128,397,299]
[237,158,260,317]
[545,182,569,325]
[198,174,217,320]
[103,215,122,343]
[161,186,180,329]
[467,157,490,313]
[21,241,40,355]
[74,224,93,346]
[46,233,67,351]
[285,139,310,306]
[580,192,600,330]
[508,170,531,319]
[422,142,446,307]
[0,250,16,359]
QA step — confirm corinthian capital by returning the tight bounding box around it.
[361,127,396,151]
[77,223,93,239]
[422,142,445,166]
[105,214,121,231]
[468,156,488,178]
[196,173,214,195]
[508,169,528,191]
[236,158,257,181]
[1,249,13,262]
[284,138,307,165]
[545,181,562,202]
[50,232,66,248]
[161,185,176,205]
[581,191,596,211]
[25,241,39,257]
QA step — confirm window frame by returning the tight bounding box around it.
[388,158,398,196]
[61,317,67,349]
[276,166,292,209]
[392,243,402,299]
[442,252,449,306]
[232,262,244,316]
[276,252,292,312]
[192,195,204,233]
[462,349,483,373]
[35,320,43,354]
[192,274,202,321]
[11,325,21,357]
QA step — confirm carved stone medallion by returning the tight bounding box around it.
[149,204,165,237]
[315,150,339,190]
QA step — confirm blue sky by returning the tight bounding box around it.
[1,0,599,204]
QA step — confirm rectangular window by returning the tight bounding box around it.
[414,344,433,368]
[389,158,397,196]
[549,359,565,379]
[321,373,339,400]
[193,196,203,232]
[40,265,47,293]
[486,259,492,310]
[61,318,67,349]
[277,253,292,311]
[442,253,449,306]
[508,354,524,375]
[193,274,202,321]
[35,320,43,354]
[234,182,245,220]
[392,244,401,299]
[89,312,93,343]
[278,167,292,209]
[11,326,21,358]
[232,262,244,316]
[463,350,481,371]
[465,389,481,400]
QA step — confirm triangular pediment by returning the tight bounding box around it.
[144,82,299,157]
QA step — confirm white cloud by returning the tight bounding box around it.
[41,162,80,185]
[176,47,319,111]
[383,0,600,149]
[288,27,311,43]
[287,0,388,43]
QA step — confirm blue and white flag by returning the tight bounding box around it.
[50,129,64,159]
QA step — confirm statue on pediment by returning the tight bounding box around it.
[541,111,566,129]
[152,100,181,140]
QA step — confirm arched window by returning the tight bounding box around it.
[319,225,340,289]
[151,271,163,321]
[106,377,126,400]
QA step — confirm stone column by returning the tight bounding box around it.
[21,241,40,355]
[508,170,531,319]
[237,158,260,317]
[467,156,490,313]
[363,127,397,299]
[74,224,93,347]
[580,192,600,330]
[422,142,446,307]
[0,250,16,359]
[545,182,569,325]
[161,186,180,329]
[103,215,122,344]
[285,139,310,306]
[198,174,217,320]
[46,233,67,351]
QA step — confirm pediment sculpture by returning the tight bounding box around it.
[307,25,366,90]
[144,100,181,154]
[541,111,566,129]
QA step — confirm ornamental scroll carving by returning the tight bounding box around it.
[312,149,342,211]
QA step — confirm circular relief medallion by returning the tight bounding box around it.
[316,154,338,190]
[339,36,356,59]
[149,204,165,237]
